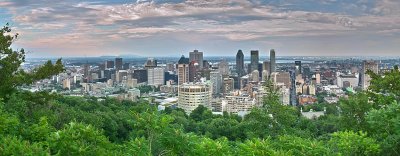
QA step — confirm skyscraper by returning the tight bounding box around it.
[270,49,276,74]
[148,67,165,86]
[105,60,114,69]
[236,50,244,77]
[210,71,222,96]
[295,61,301,75]
[250,50,259,73]
[177,55,190,85]
[218,59,230,76]
[189,50,203,68]
[115,58,123,71]
[178,64,189,85]
[361,60,378,90]
[144,58,158,69]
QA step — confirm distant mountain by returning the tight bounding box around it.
[100,54,144,58]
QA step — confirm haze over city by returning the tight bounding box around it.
[1,0,400,57]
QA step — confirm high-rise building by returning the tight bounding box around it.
[132,69,148,83]
[236,50,245,77]
[218,59,230,76]
[83,64,90,78]
[63,78,71,90]
[361,60,378,90]
[116,70,128,83]
[178,83,211,114]
[115,58,123,71]
[295,61,302,75]
[251,70,259,82]
[177,55,190,85]
[189,61,200,82]
[105,60,114,69]
[123,63,130,70]
[223,78,234,94]
[178,64,189,85]
[144,58,158,69]
[250,50,259,73]
[210,71,222,96]
[189,50,204,68]
[270,72,291,87]
[263,61,270,74]
[166,62,175,72]
[148,67,165,86]
[270,49,276,74]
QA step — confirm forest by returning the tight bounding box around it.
[1,25,400,156]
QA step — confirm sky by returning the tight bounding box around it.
[1,0,400,58]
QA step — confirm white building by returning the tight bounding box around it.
[222,95,256,114]
[210,71,222,95]
[361,60,378,90]
[178,83,211,114]
[148,68,165,86]
[336,73,359,89]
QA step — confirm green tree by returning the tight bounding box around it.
[339,92,372,131]
[367,101,400,155]
[0,136,48,155]
[237,138,290,156]
[367,65,400,103]
[48,122,115,155]
[328,131,381,156]
[190,105,213,122]
[0,24,63,99]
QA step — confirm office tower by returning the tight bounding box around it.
[189,50,204,68]
[189,61,199,82]
[116,70,128,83]
[262,70,269,81]
[123,63,130,70]
[148,67,165,86]
[115,58,123,71]
[250,50,259,73]
[99,63,106,71]
[295,61,301,75]
[263,60,270,74]
[218,59,230,76]
[144,58,157,69]
[315,72,321,84]
[62,78,71,90]
[177,55,190,85]
[361,60,378,90]
[289,70,297,106]
[178,64,189,85]
[223,78,234,94]
[166,62,175,72]
[236,50,245,77]
[203,60,210,69]
[105,60,114,69]
[270,72,291,87]
[178,83,211,114]
[210,71,222,95]
[303,66,311,79]
[132,69,148,83]
[270,49,276,74]
[83,64,90,78]
[251,70,259,82]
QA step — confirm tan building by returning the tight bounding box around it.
[178,83,211,114]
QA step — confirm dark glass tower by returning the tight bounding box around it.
[250,50,259,73]
[236,50,244,77]
[270,49,276,74]
[115,57,123,71]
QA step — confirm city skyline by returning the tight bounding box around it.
[1,0,400,58]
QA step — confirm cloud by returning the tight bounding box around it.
[2,0,400,56]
